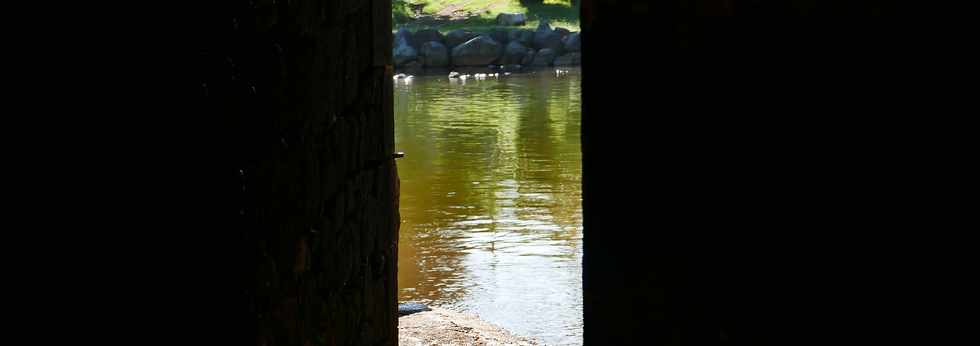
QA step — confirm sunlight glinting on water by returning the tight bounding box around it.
[395,68,582,345]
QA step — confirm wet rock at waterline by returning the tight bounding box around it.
[402,60,422,70]
[553,52,581,66]
[420,41,449,67]
[451,35,503,66]
[393,36,418,66]
[392,28,579,69]
[531,48,558,66]
[398,302,431,316]
[501,64,524,72]
[496,13,527,26]
[446,29,478,49]
[502,41,531,65]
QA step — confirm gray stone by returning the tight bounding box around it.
[533,31,563,54]
[537,18,552,31]
[553,52,581,66]
[521,48,535,66]
[532,21,564,53]
[398,302,431,316]
[489,28,510,46]
[393,34,418,67]
[564,32,581,52]
[508,29,534,46]
[496,13,527,26]
[451,35,503,66]
[446,29,478,48]
[555,27,571,40]
[531,48,557,66]
[420,41,449,67]
[413,29,444,47]
[395,28,413,46]
[502,41,530,65]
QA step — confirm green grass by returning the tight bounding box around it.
[393,0,579,34]
[420,0,524,14]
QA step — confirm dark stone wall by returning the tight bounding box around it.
[581,1,902,345]
[197,1,396,345]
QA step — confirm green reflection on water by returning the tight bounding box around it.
[395,68,582,345]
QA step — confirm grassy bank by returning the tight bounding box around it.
[393,0,580,33]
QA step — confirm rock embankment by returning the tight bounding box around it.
[394,19,580,70]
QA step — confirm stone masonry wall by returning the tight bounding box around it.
[198,1,396,345]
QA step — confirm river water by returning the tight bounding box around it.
[395,67,582,345]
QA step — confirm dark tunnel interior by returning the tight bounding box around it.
[191,0,908,344]
[80,1,952,345]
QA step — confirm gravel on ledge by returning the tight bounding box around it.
[398,307,540,345]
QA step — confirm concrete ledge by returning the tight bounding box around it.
[398,307,540,345]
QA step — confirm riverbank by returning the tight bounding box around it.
[393,19,581,71]
[393,64,577,77]
[399,307,540,345]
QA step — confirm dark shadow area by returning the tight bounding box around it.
[84,1,964,346]
[582,0,916,345]
[519,1,580,23]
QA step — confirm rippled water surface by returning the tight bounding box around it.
[395,68,582,345]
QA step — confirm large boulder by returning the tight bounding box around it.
[451,35,503,66]
[446,29,478,49]
[395,28,412,44]
[533,31,563,53]
[395,28,413,47]
[553,52,581,66]
[532,21,564,53]
[530,48,557,66]
[563,32,581,52]
[393,32,418,66]
[420,41,450,67]
[501,41,530,65]
[554,27,571,40]
[496,13,527,26]
[535,18,552,34]
[489,28,510,46]
[413,29,445,47]
[508,29,534,46]
[521,48,535,65]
